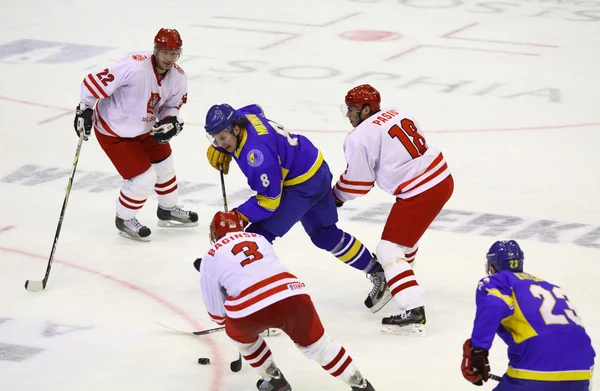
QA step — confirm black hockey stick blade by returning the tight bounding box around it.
[230,353,242,373]
[193,327,225,336]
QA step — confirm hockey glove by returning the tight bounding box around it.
[207,145,232,174]
[74,104,93,141]
[151,116,183,144]
[231,209,249,229]
[461,339,490,386]
[193,258,202,272]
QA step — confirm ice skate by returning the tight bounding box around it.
[157,205,199,227]
[256,366,291,391]
[381,306,426,336]
[364,262,392,313]
[351,379,375,391]
[116,216,151,242]
[348,370,376,391]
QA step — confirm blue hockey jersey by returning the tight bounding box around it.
[232,104,323,222]
[471,271,595,382]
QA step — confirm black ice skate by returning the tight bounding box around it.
[351,379,376,391]
[256,365,291,391]
[115,216,151,242]
[381,306,426,336]
[157,205,199,227]
[364,262,392,313]
[348,370,376,391]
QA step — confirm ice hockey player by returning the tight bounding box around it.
[334,84,454,335]
[203,103,391,313]
[73,28,197,241]
[461,240,595,390]
[197,210,376,391]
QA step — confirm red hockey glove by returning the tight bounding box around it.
[461,339,490,386]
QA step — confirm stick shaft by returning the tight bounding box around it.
[25,135,84,291]
[218,164,228,212]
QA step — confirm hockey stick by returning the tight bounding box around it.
[156,322,242,372]
[155,322,225,336]
[216,164,243,372]
[24,134,85,292]
[489,374,502,381]
[218,164,228,212]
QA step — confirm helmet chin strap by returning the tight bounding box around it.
[355,105,369,126]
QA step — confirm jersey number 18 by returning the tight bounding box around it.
[388,119,428,159]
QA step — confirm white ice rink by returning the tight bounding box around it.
[1,0,599,390]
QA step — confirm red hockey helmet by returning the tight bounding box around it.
[210,211,246,243]
[154,28,183,51]
[345,84,381,112]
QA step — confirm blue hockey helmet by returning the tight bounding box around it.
[204,104,238,135]
[486,240,524,274]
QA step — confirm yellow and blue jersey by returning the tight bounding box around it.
[233,104,323,223]
[471,271,595,382]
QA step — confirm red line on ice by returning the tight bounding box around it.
[1,245,225,391]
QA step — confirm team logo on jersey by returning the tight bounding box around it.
[247,149,264,168]
[131,54,147,61]
[146,93,161,115]
[287,282,305,291]
[173,63,185,75]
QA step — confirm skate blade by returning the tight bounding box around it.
[369,289,393,313]
[157,220,199,228]
[381,323,426,336]
[259,328,282,337]
[117,231,151,242]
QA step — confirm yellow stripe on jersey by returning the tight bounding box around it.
[507,366,593,381]
[337,239,363,263]
[486,288,513,308]
[255,194,281,211]
[500,291,538,344]
[283,150,324,186]
[234,129,248,159]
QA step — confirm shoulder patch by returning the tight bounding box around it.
[173,63,185,75]
[477,277,490,291]
[132,54,147,61]
[247,149,265,168]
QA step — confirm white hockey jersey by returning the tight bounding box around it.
[79,52,187,138]
[333,106,451,201]
[200,232,308,325]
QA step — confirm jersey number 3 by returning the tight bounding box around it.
[388,119,427,159]
[231,241,264,267]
